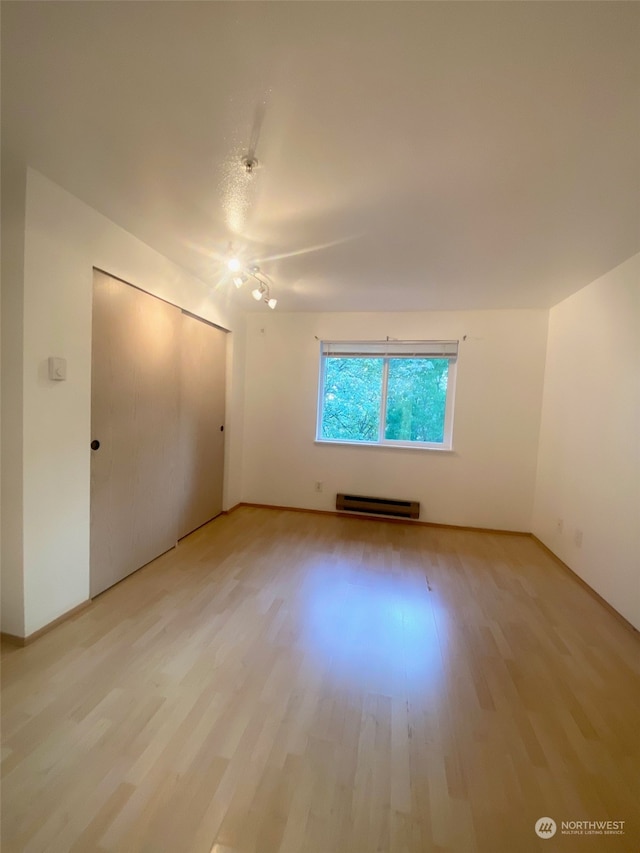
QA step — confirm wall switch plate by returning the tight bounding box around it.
[48,356,67,381]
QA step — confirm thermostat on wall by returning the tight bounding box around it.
[48,357,67,381]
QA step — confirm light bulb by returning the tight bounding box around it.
[227,257,241,272]
[233,275,246,288]
[267,298,277,310]
[251,287,263,301]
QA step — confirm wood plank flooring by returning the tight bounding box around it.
[2,507,639,852]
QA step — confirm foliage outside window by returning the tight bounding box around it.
[317,341,457,449]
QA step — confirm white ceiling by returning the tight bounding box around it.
[3,1,639,312]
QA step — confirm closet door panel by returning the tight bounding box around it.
[179,313,226,538]
[90,271,181,597]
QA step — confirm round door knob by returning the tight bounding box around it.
[90,439,100,451]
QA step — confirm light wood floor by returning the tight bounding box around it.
[2,507,639,852]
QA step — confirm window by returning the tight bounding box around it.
[317,340,458,449]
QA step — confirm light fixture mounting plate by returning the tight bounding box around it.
[242,156,259,174]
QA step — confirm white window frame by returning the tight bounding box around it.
[316,340,458,450]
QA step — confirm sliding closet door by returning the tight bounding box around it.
[90,271,181,597]
[178,313,226,538]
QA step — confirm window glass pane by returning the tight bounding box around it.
[384,358,448,443]
[321,357,383,441]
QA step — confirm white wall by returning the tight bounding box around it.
[242,310,548,531]
[1,157,26,635]
[7,168,246,637]
[533,253,640,630]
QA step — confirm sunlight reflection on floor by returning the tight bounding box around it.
[299,559,447,696]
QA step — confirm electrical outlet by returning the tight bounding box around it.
[556,518,563,534]
[314,481,323,493]
[574,529,583,547]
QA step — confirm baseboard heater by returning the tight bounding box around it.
[336,493,420,520]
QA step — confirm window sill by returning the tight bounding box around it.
[314,439,455,453]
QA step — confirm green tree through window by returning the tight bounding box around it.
[318,344,456,448]
[385,359,448,443]
[321,358,383,441]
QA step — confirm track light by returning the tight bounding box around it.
[226,245,278,308]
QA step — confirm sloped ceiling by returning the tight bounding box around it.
[2,1,639,311]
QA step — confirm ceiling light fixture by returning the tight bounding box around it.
[227,244,278,309]
[249,280,277,309]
